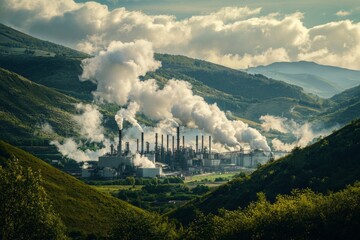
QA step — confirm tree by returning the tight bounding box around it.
[0,158,68,240]
[111,212,178,240]
[126,176,135,187]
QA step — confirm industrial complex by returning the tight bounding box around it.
[82,127,280,179]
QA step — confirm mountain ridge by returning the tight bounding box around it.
[248,61,360,98]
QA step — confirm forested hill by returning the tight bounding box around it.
[315,84,360,126]
[0,141,176,239]
[0,67,79,144]
[168,118,360,225]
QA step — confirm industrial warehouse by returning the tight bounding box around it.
[81,126,280,179]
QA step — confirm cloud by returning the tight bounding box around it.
[336,10,351,17]
[1,0,359,70]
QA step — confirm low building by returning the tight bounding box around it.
[137,167,161,178]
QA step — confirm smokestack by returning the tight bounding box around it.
[172,135,175,154]
[182,136,185,149]
[202,135,204,153]
[161,134,164,162]
[141,132,144,156]
[146,142,150,153]
[110,144,114,155]
[196,136,198,154]
[125,142,130,153]
[167,135,169,152]
[177,126,180,151]
[161,134,164,149]
[155,133,158,152]
[209,136,212,156]
[136,139,139,153]
[118,129,122,155]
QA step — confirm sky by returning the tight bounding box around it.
[84,0,360,26]
[0,0,359,70]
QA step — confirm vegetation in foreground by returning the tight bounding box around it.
[184,183,360,240]
[0,141,177,239]
[0,159,67,240]
[168,119,360,225]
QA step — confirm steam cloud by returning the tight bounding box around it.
[74,103,105,142]
[133,153,155,168]
[51,104,109,161]
[80,40,271,151]
[51,138,109,162]
[115,102,143,132]
[260,114,335,152]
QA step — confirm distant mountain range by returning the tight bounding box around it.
[248,61,360,98]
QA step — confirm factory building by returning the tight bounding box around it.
[137,167,161,178]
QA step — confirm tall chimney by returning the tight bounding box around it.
[141,132,144,156]
[161,134,164,162]
[167,135,169,152]
[209,136,212,156]
[182,136,185,149]
[118,129,122,155]
[201,135,204,153]
[176,126,180,151]
[161,134,164,149]
[136,139,139,153]
[125,142,130,153]
[110,144,114,155]
[172,135,175,154]
[196,136,198,154]
[146,142,150,153]
[155,133,158,152]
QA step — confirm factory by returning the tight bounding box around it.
[82,126,275,179]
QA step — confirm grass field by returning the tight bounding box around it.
[93,185,143,196]
[185,170,253,184]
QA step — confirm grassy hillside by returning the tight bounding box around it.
[168,119,360,225]
[149,54,325,121]
[0,141,166,238]
[316,85,360,126]
[0,67,79,144]
[156,54,315,101]
[0,23,87,58]
[0,55,96,100]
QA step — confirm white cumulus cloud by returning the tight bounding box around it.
[1,0,359,69]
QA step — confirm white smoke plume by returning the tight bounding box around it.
[115,102,143,132]
[260,114,335,152]
[80,40,271,151]
[50,103,109,162]
[260,115,294,134]
[35,122,55,135]
[133,153,155,168]
[51,138,109,162]
[74,103,105,142]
